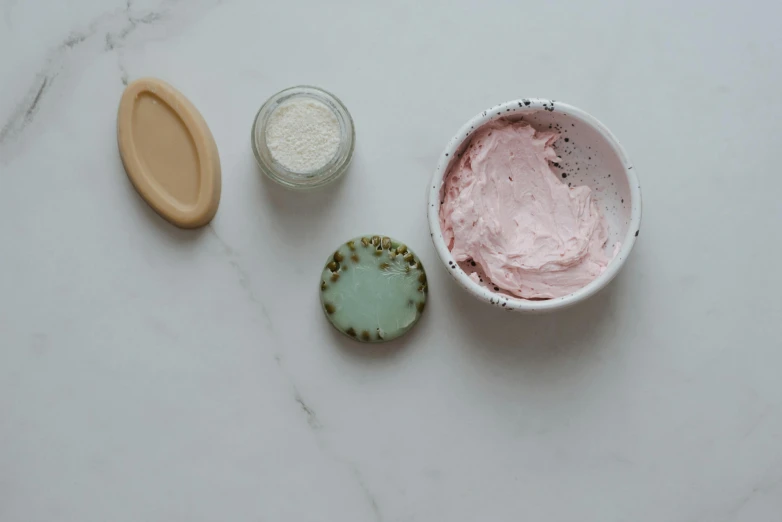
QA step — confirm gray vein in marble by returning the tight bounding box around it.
[722,474,782,522]
[206,225,330,434]
[205,225,381,519]
[691,460,782,522]
[269,355,324,434]
[0,0,188,153]
[294,393,322,430]
[105,3,166,52]
[0,73,53,146]
[741,406,770,441]
[0,16,108,148]
[349,465,383,522]
[206,224,276,334]
[118,60,130,86]
[204,224,327,435]
[63,32,89,48]
[27,77,49,115]
[0,33,90,148]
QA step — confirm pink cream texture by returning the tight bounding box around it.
[439,120,612,299]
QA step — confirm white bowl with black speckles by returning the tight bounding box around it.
[427,99,642,313]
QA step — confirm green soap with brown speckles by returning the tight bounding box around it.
[320,236,428,343]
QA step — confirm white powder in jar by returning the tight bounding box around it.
[265,97,342,173]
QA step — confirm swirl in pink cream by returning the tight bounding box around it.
[439,120,613,299]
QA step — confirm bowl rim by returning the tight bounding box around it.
[427,98,642,313]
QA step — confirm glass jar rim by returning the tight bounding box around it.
[251,85,355,190]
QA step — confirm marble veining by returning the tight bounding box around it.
[0,0,218,155]
[1,1,781,521]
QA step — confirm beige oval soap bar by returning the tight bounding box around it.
[117,78,221,228]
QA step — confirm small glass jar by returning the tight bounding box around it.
[251,86,355,189]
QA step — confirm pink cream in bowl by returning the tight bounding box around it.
[439,119,615,299]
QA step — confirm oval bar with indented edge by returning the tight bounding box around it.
[117,78,221,228]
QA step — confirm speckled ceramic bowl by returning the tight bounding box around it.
[427,99,641,313]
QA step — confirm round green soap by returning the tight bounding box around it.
[320,236,428,343]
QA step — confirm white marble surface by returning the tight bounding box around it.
[2,0,781,520]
